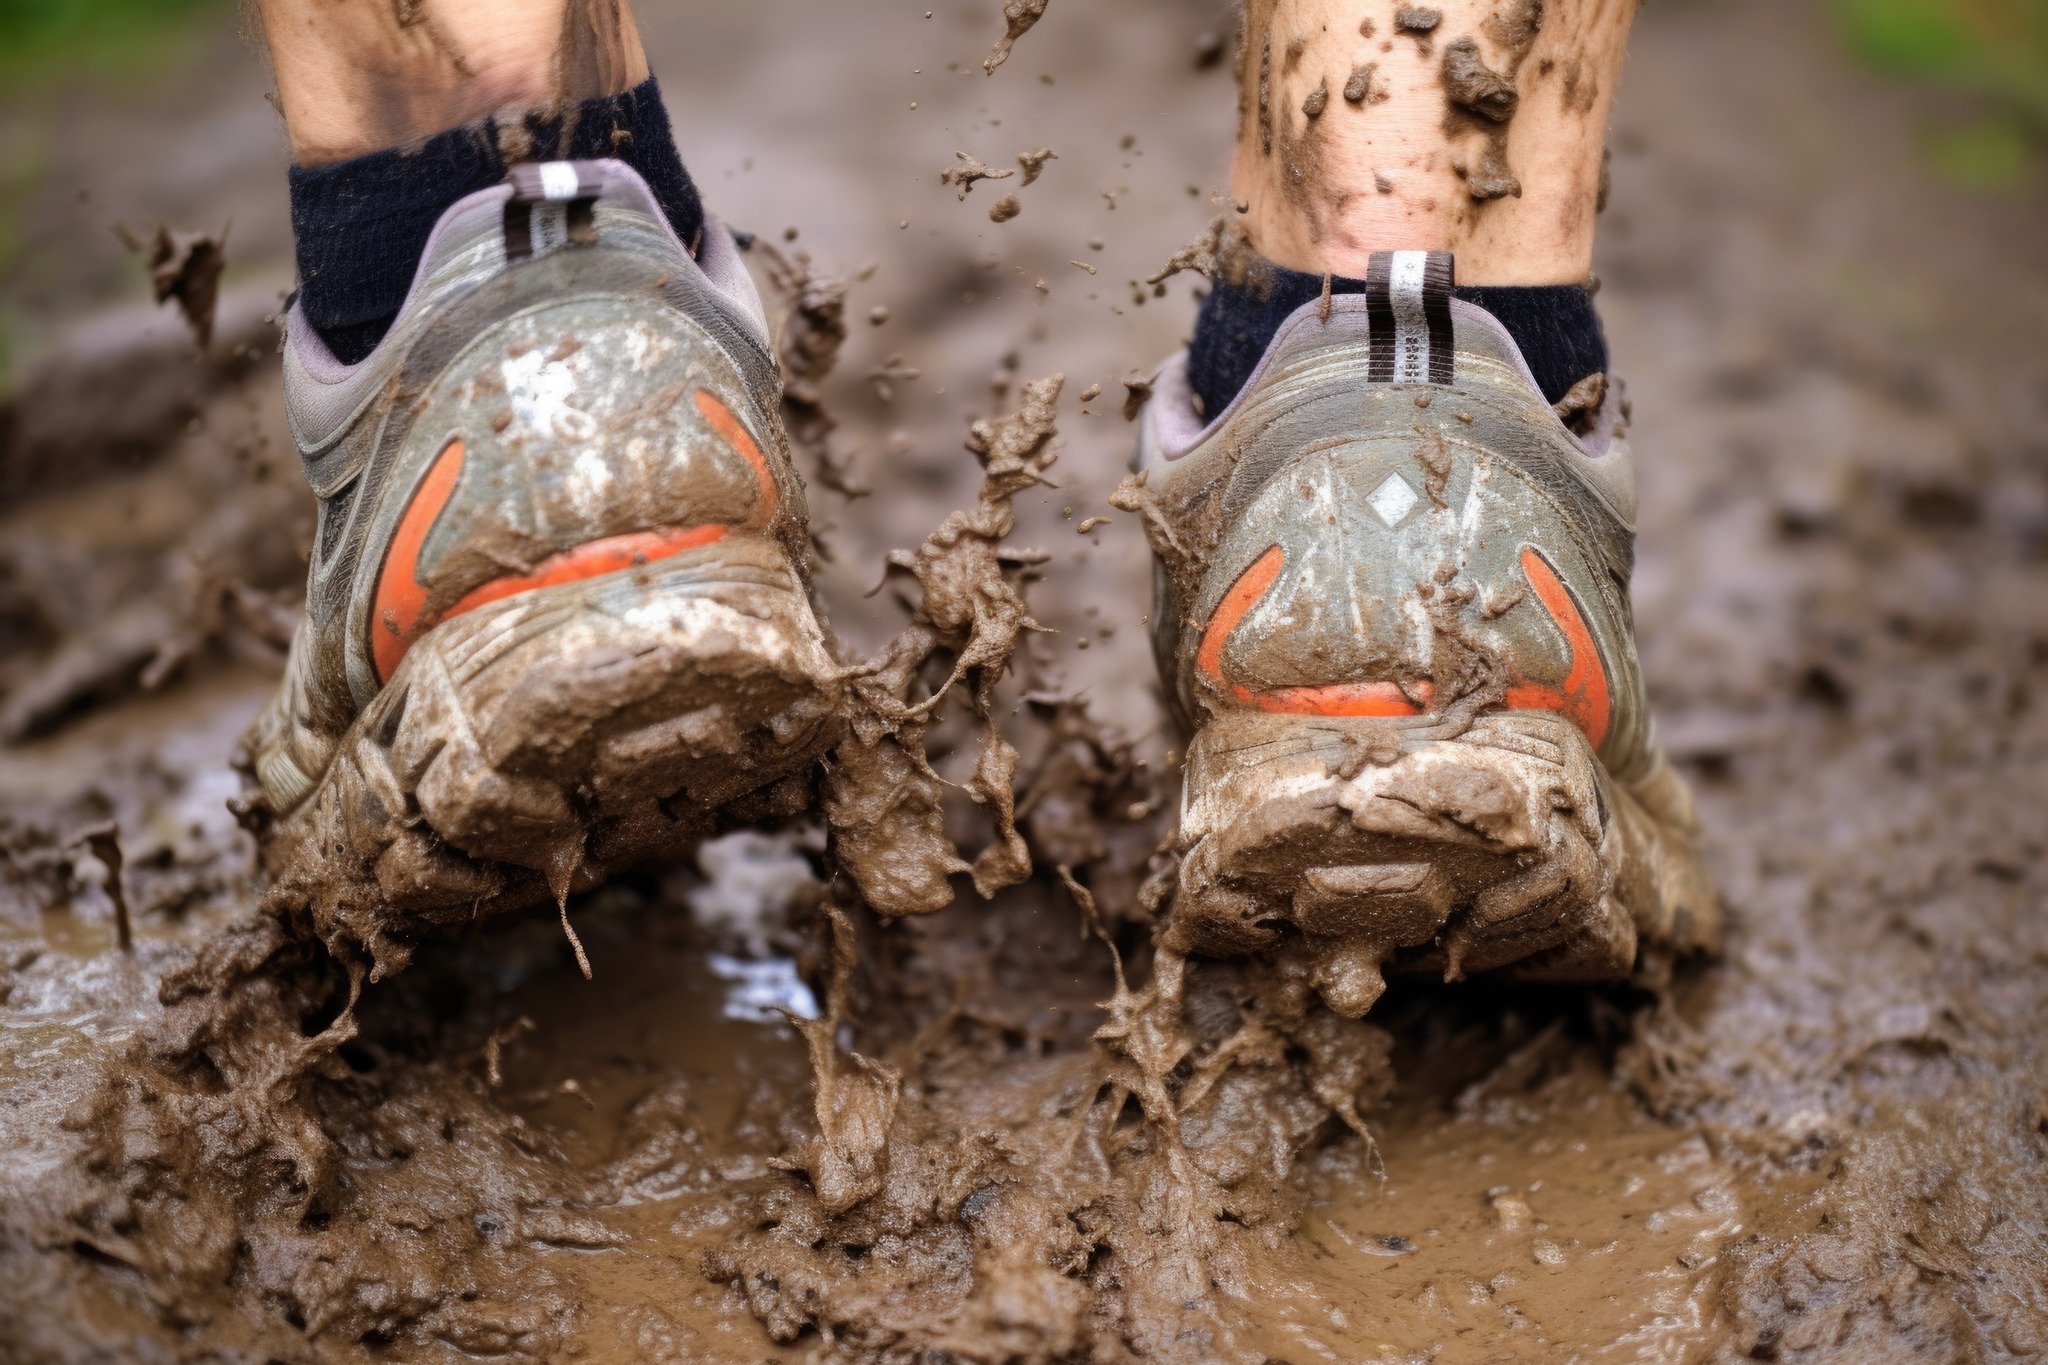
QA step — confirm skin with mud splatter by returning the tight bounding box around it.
[1231,0,1633,281]
[251,0,653,165]
[1439,0,1544,203]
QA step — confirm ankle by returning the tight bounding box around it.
[1229,0,1626,283]
[289,77,702,365]
[1184,251,1606,419]
[257,0,650,167]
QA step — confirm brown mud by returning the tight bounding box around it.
[1440,26,1530,203]
[983,0,1053,77]
[4,0,2048,1360]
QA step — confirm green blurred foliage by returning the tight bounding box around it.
[0,0,239,82]
[0,0,237,385]
[1834,0,2048,187]
[1923,116,2034,184]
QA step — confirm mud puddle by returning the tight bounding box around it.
[1275,1047,1757,1362]
[6,0,2048,1360]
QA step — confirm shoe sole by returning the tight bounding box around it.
[1168,709,1718,1016]
[260,533,842,962]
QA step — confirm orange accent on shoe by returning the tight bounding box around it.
[369,436,729,686]
[1256,679,1430,716]
[1196,546,1427,717]
[1193,542,1612,748]
[442,524,727,622]
[693,388,777,523]
[372,437,467,685]
[1509,544,1611,749]
[1194,544,1282,685]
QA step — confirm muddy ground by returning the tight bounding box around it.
[3,0,2048,1360]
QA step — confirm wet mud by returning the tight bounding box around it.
[114,224,227,351]
[5,0,2048,1361]
[983,0,1053,77]
[1440,28,1530,203]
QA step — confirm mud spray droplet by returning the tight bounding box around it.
[545,844,593,980]
[557,894,593,981]
[983,0,1051,74]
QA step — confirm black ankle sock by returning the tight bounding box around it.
[1185,261,1607,418]
[288,76,704,365]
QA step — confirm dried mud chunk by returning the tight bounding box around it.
[940,152,1014,200]
[118,223,226,349]
[825,377,1064,915]
[1465,148,1522,201]
[1343,62,1378,105]
[983,0,1050,74]
[1441,37,1524,201]
[1417,427,1454,509]
[1121,373,1154,421]
[989,194,1022,223]
[1016,146,1058,185]
[1553,371,1608,436]
[1395,4,1441,51]
[1441,37,1519,123]
[1484,0,1544,64]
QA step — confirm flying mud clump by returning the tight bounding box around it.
[823,376,1065,915]
[983,0,1051,75]
[939,151,1014,199]
[116,222,227,349]
[755,240,869,499]
[1016,145,1058,185]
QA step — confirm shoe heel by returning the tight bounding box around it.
[270,534,841,944]
[1170,709,1659,1015]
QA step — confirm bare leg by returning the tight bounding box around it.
[251,0,651,166]
[1233,0,1631,284]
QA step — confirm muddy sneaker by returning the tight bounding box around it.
[244,160,840,951]
[1134,251,1718,1016]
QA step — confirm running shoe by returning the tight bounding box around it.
[243,159,840,956]
[1134,251,1718,1016]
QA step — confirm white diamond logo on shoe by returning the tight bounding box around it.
[1368,472,1419,527]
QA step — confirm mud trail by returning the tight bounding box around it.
[4,0,2048,1361]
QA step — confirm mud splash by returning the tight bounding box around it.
[114,223,227,350]
[757,241,868,501]
[0,371,1409,1361]
[825,375,1063,915]
[983,0,1052,76]
[6,0,2048,1360]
